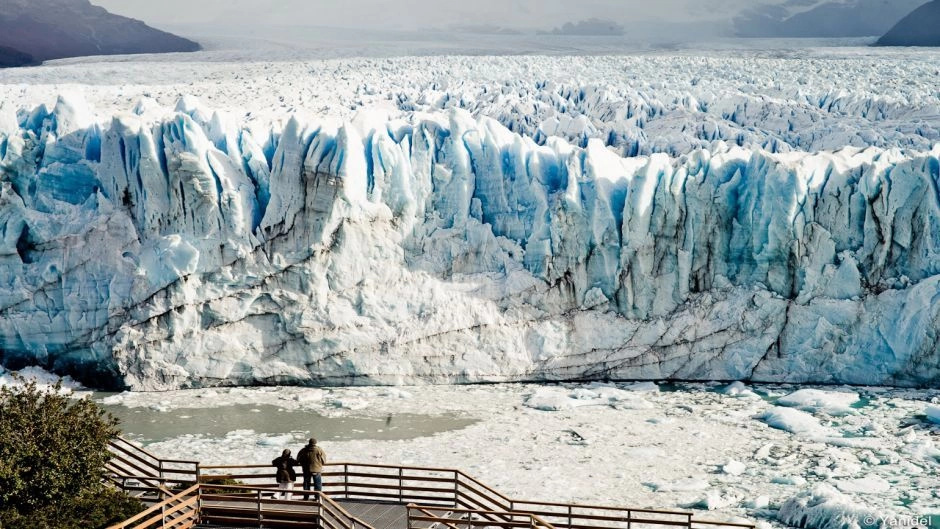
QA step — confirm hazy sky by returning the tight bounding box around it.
[92,0,794,31]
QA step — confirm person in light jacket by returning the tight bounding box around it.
[272,448,299,500]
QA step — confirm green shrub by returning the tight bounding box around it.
[0,487,144,529]
[200,476,247,494]
[0,376,144,528]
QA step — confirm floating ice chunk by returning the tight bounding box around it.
[255,434,295,448]
[833,476,891,494]
[722,460,746,476]
[776,389,859,416]
[696,492,734,510]
[587,385,655,409]
[900,438,940,462]
[523,386,650,411]
[777,485,882,529]
[746,496,770,509]
[772,475,807,486]
[622,382,660,393]
[328,398,369,410]
[758,407,835,437]
[754,443,774,460]
[525,388,577,411]
[611,396,654,410]
[926,405,940,425]
[722,381,759,398]
[149,400,171,412]
[100,392,130,405]
[378,388,413,399]
[646,478,710,492]
[293,390,327,403]
[571,388,599,400]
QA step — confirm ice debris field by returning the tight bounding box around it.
[2,51,940,389]
[4,367,936,529]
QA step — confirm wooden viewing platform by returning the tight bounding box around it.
[104,437,756,529]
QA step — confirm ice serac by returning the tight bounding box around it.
[2,95,940,390]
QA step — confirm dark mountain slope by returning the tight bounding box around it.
[0,46,36,68]
[877,1,940,46]
[735,0,924,38]
[0,0,199,63]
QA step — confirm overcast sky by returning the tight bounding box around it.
[91,0,794,31]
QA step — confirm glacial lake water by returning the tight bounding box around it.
[96,398,478,445]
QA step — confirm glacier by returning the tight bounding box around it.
[1,92,940,390]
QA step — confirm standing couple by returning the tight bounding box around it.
[271,438,327,500]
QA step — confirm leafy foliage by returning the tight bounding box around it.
[0,376,143,528]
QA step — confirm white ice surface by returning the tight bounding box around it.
[758,407,835,437]
[4,51,940,389]
[775,389,860,416]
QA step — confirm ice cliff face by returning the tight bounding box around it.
[1,94,939,390]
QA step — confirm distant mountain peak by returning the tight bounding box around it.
[0,0,199,66]
[734,0,925,38]
[877,0,940,46]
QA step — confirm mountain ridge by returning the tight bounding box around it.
[0,0,199,66]
[877,0,940,46]
[734,0,924,38]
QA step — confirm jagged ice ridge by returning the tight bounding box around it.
[1,93,939,390]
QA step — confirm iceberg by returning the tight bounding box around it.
[2,94,940,390]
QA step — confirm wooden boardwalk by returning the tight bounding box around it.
[192,501,405,529]
[339,501,409,529]
[105,438,757,529]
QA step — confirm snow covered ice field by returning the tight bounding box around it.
[2,38,940,529]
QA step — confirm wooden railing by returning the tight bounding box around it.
[199,462,509,509]
[198,462,754,529]
[107,484,200,529]
[106,438,199,498]
[108,439,755,529]
[198,485,368,529]
[106,484,370,529]
[407,504,557,529]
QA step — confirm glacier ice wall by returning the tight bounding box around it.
[1,95,940,390]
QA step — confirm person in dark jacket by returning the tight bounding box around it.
[272,448,299,500]
[297,437,327,498]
